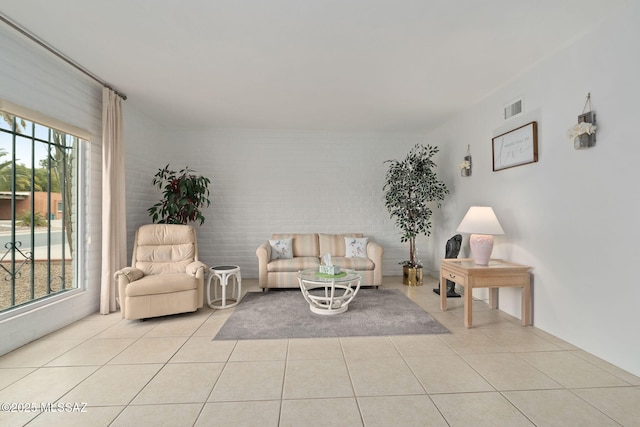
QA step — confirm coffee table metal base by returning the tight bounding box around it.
[298,270,361,315]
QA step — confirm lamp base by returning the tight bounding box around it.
[470,234,494,265]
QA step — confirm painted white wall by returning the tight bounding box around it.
[0,24,102,355]
[425,1,640,376]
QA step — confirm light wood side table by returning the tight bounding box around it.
[440,258,532,328]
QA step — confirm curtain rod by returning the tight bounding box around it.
[0,13,127,100]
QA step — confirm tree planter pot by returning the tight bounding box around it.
[403,265,423,286]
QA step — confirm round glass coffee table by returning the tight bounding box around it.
[297,269,361,315]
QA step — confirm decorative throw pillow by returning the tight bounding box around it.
[345,237,368,258]
[269,238,293,260]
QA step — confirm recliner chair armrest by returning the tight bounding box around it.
[114,267,144,284]
[186,261,207,278]
[116,267,145,319]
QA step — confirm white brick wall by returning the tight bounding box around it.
[143,128,444,277]
[122,104,178,262]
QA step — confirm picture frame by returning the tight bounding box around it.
[492,121,538,171]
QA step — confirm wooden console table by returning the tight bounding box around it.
[440,259,532,328]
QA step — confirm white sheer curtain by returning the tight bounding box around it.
[100,87,127,314]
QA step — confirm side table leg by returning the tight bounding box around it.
[236,271,242,302]
[220,273,228,308]
[206,274,216,309]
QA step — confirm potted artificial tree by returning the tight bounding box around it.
[383,144,448,286]
[147,165,211,225]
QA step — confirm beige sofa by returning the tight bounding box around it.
[256,233,383,289]
[115,224,207,320]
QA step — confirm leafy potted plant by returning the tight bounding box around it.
[383,144,449,286]
[147,165,211,225]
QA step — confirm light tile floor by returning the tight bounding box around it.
[1,277,639,426]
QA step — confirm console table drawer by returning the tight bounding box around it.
[443,271,466,285]
[440,258,532,328]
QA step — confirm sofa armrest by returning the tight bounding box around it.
[367,241,384,286]
[186,261,207,279]
[366,241,384,261]
[114,267,144,284]
[256,241,271,287]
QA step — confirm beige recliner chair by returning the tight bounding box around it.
[115,224,207,320]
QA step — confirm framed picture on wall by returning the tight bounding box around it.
[492,121,538,171]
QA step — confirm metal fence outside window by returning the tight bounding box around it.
[0,111,77,312]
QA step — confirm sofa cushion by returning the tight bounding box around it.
[318,233,363,257]
[269,238,293,260]
[272,233,319,257]
[330,256,375,271]
[125,273,199,297]
[345,237,368,258]
[267,257,320,272]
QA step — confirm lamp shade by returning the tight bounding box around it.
[456,207,504,235]
[456,206,504,265]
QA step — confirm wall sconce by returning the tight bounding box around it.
[567,93,597,149]
[458,145,472,176]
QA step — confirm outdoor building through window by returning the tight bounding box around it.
[0,110,79,312]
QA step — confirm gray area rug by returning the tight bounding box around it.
[213,289,449,340]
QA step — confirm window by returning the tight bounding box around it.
[0,110,80,312]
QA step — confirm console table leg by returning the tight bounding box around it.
[464,282,473,328]
[489,288,498,309]
[440,273,447,311]
[522,275,531,326]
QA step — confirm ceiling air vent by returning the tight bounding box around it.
[504,97,523,120]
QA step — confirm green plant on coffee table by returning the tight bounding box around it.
[147,165,211,225]
[383,144,449,268]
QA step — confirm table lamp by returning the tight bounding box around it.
[456,206,504,265]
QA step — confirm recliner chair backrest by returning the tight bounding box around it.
[132,224,198,275]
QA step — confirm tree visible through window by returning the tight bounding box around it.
[0,111,78,312]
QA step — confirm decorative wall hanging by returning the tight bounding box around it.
[567,93,596,149]
[458,145,472,176]
[492,121,538,171]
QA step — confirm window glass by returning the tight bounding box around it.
[0,111,79,312]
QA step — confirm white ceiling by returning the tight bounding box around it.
[0,0,630,132]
